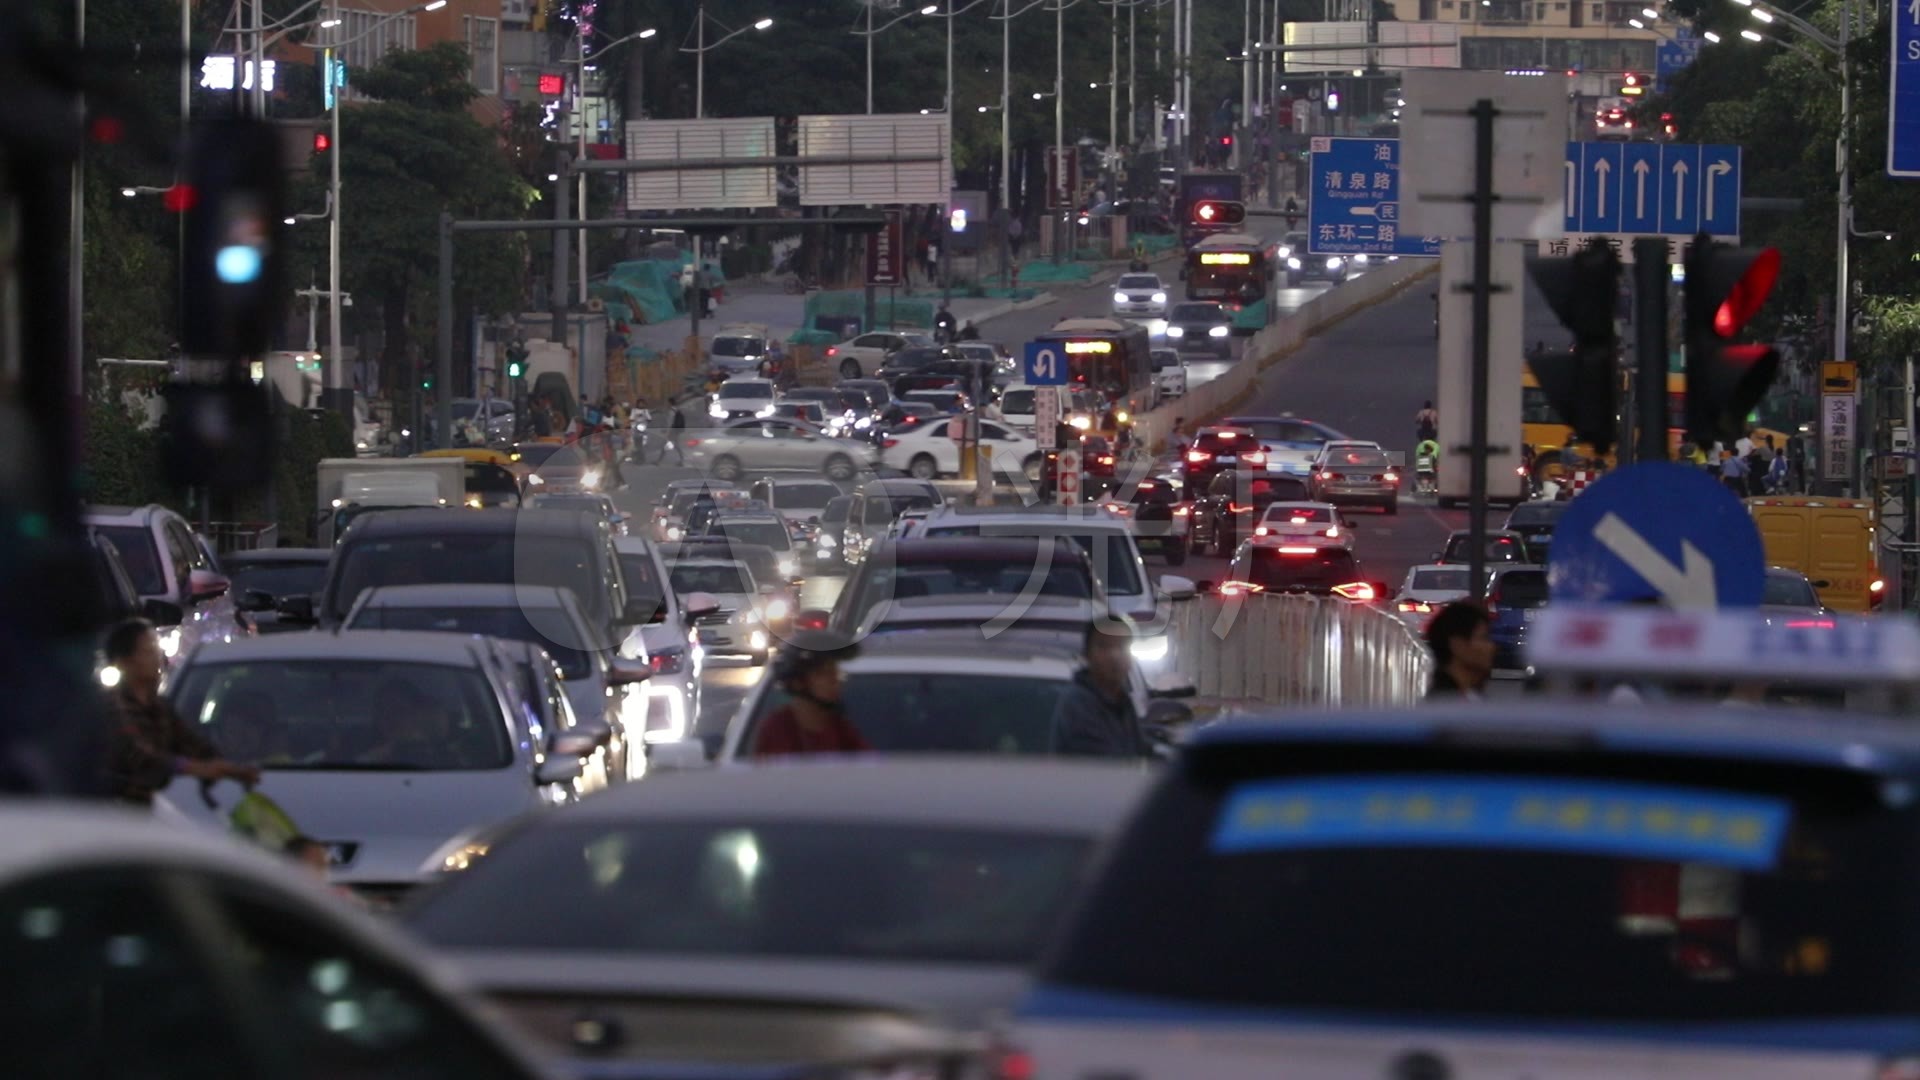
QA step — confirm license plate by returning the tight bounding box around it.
[1522,608,1535,622]
[1215,456,1237,465]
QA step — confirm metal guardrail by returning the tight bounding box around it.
[1167,593,1432,707]
[202,521,279,554]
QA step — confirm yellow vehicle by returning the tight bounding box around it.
[1522,366,1783,479]
[419,448,523,509]
[1745,496,1884,612]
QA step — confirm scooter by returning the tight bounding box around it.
[1415,454,1437,495]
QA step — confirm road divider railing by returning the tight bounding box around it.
[1167,592,1432,707]
[1136,259,1438,454]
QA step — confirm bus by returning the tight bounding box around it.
[1522,362,1778,482]
[1032,317,1156,431]
[1184,232,1273,334]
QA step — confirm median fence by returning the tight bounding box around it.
[1168,593,1433,707]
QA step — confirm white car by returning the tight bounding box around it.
[614,534,716,747]
[747,476,844,530]
[1253,501,1354,551]
[823,330,936,380]
[707,376,778,421]
[878,417,1044,482]
[1150,348,1187,400]
[1394,563,1474,631]
[666,558,773,666]
[1111,272,1170,318]
[87,502,250,668]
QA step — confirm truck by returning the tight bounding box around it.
[314,457,466,546]
[1176,171,1246,250]
[1746,496,1885,612]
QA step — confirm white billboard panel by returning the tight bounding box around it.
[1436,238,1528,504]
[797,113,951,207]
[1279,21,1460,73]
[623,118,777,212]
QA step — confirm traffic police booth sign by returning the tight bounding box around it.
[1548,462,1765,609]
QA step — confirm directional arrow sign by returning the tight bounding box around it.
[1899,0,1920,177]
[1700,148,1741,235]
[1549,462,1766,608]
[1633,159,1650,217]
[1564,142,1737,238]
[1023,342,1067,386]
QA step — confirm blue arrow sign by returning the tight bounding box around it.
[1548,462,1766,608]
[1657,144,1702,236]
[1893,0,1920,178]
[1562,143,1740,238]
[1306,137,1442,258]
[1697,144,1741,236]
[1023,341,1068,386]
[1619,142,1662,234]
[1581,143,1623,234]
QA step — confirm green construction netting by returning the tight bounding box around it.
[593,258,730,326]
[1014,260,1096,284]
[1233,300,1269,331]
[1130,233,1179,254]
[796,290,936,337]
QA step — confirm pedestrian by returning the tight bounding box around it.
[1720,447,1749,496]
[1008,215,1024,255]
[1170,417,1190,457]
[750,631,870,758]
[1414,400,1439,444]
[924,240,940,284]
[1768,446,1789,493]
[1424,602,1493,701]
[656,402,686,465]
[1745,444,1767,496]
[1050,614,1153,758]
[103,618,260,806]
[958,321,980,341]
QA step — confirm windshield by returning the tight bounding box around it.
[225,561,328,600]
[1240,548,1361,591]
[97,526,165,596]
[330,534,608,629]
[1411,568,1472,593]
[922,527,1144,597]
[1118,275,1161,290]
[1264,505,1334,525]
[773,482,841,508]
[169,661,513,771]
[720,382,774,400]
[713,519,792,552]
[1000,389,1035,414]
[346,605,593,680]
[671,563,753,596]
[848,559,1094,627]
[1492,570,1550,608]
[1048,766,1914,1021]
[1170,304,1226,322]
[1445,534,1529,563]
[407,821,1090,966]
[1763,573,1821,607]
[710,336,762,357]
[747,672,1083,755]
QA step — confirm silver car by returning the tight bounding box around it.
[402,759,1150,1077]
[87,503,250,668]
[1306,441,1401,514]
[1393,563,1473,632]
[667,558,772,665]
[614,534,718,747]
[681,417,874,483]
[156,632,614,906]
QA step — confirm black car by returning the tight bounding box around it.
[875,346,954,386]
[1221,543,1379,600]
[1164,302,1233,358]
[893,357,999,397]
[221,547,332,634]
[1502,501,1567,562]
[1279,231,1351,287]
[1109,476,1191,566]
[1190,471,1285,557]
[1435,529,1534,565]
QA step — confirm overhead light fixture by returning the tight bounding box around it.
[1740,27,1764,39]
[283,216,297,225]
[753,17,773,29]
[921,3,938,12]
[1704,29,1722,41]
[422,0,447,10]
[120,187,137,198]
[319,17,341,28]
[638,28,657,38]
[1352,67,1363,75]
[547,172,559,181]
[1629,18,1645,28]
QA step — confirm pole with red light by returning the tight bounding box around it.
[1681,234,1782,452]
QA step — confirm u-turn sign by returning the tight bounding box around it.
[1023,342,1067,386]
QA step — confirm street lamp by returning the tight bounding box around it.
[682,5,773,120]
[994,0,1053,220]
[570,25,659,305]
[852,3,937,115]
[929,1,995,122]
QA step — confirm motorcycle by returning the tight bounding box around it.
[1415,454,1437,495]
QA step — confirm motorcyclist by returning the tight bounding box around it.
[751,631,870,758]
[1415,437,1439,493]
[933,305,958,344]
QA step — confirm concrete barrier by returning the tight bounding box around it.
[1138,259,1438,452]
[1167,593,1433,707]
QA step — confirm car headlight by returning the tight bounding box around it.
[526,474,545,486]
[1278,246,1292,258]
[666,526,683,541]
[1151,292,1167,303]
[464,495,483,509]
[756,405,776,417]
[1148,319,1167,335]
[764,597,792,621]
[709,403,727,418]
[156,626,182,659]
[818,533,837,548]
[355,440,368,450]
[423,835,491,874]
[1166,325,1185,337]
[1354,254,1370,264]
[1113,291,1130,305]
[1208,325,1229,338]
[1069,416,1091,430]
[1130,634,1170,663]
[1287,257,1301,269]
[776,555,798,578]
[1326,257,1342,270]
[749,629,770,651]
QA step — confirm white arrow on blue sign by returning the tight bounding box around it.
[1891,0,1920,177]
[1023,342,1067,386]
[1548,462,1767,609]
[1561,142,1741,237]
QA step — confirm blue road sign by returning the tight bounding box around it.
[1892,1,1920,177]
[1306,137,1443,258]
[1023,341,1067,386]
[1655,37,1702,93]
[1548,462,1766,609]
[1562,142,1740,238]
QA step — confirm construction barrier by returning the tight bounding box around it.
[1167,593,1432,707]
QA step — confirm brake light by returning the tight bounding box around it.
[1278,545,1317,554]
[1290,516,1308,524]
[991,1046,1035,1080]
[1784,619,1836,629]
[1254,526,1269,536]
[1332,582,1375,601]
[683,438,701,447]
[795,611,830,631]
[1174,505,1190,516]
[1326,526,1340,538]
[1244,452,1266,465]
[826,346,838,357]
[1398,600,1433,613]
[1218,580,1264,596]
[1186,450,1211,463]
[1486,591,1501,616]
[1218,431,1238,439]
[1097,455,1114,465]
[1381,472,1399,483]
[881,438,899,449]
[649,648,687,675]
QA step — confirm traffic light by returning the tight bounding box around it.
[505,342,528,380]
[1190,200,1246,227]
[312,131,331,153]
[1525,238,1623,453]
[1621,72,1643,96]
[181,115,285,359]
[1220,135,1232,148]
[1682,235,1782,446]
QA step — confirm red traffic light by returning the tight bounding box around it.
[1220,135,1232,146]
[1198,203,1217,221]
[538,72,565,96]
[1712,246,1780,337]
[1189,200,1246,226]
[313,132,331,153]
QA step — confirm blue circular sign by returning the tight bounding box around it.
[1548,461,1766,609]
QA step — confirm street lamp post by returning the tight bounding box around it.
[855,3,935,114]
[573,27,657,308]
[681,5,772,355]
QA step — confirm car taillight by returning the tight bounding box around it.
[1785,619,1836,629]
[649,647,687,675]
[1486,591,1501,615]
[795,611,830,631]
[1254,526,1269,536]
[1332,582,1375,601]
[683,438,700,447]
[1173,505,1190,516]
[881,438,899,448]
[1398,600,1432,613]
[1097,455,1114,465]
[1871,579,1887,606]
[1244,452,1266,465]
[1278,545,1316,554]
[1219,580,1264,596]
[1326,526,1340,538]
[1186,450,1210,463]
[990,1045,1035,1080]
[1381,472,1398,482]
[826,346,838,357]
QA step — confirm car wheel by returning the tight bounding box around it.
[1384,498,1399,516]
[838,358,861,380]
[711,455,741,481]
[1166,538,1188,567]
[908,454,939,480]
[824,454,856,482]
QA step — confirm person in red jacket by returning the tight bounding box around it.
[752,631,870,758]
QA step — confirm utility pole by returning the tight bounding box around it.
[553,149,571,346]
[1053,0,1065,264]
[1632,238,1669,464]
[576,29,590,308]
[1127,0,1136,148]
[323,0,350,417]
[1240,0,1251,170]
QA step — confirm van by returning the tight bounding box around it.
[1746,496,1883,611]
[709,323,771,376]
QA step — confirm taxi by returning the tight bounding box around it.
[1251,500,1353,551]
[419,448,522,508]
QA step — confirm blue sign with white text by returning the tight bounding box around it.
[1892,1,1920,177]
[1655,37,1702,92]
[1306,138,1443,258]
[1561,142,1741,238]
[1549,462,1766,608]
[1023,341,1068,386]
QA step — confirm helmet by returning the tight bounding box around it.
[771,630,861,684]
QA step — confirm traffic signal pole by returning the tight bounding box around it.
[1466,99,1497,604]
[1632,238,1669,463]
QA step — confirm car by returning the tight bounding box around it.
[747,476,844,531]
[766,399,827,426]
[1017,705,1920,1079]
[1436,528,1534,565]
[1096,476,1192,566]
[157,632,615,905]
[510,440,613,493]
[658,537,793,610]
[449,396,515,445]
[951,340,1017,384]
[877,416,1043,482]
[902,388,969,415]
[649,478,738,542]
[1163,301,1233,357]
[1279,229,1350,286]
[666,558,774,665]
[891,506,933,538]
[525,490,630,536]
[1150,347,1187,399]
[1392,563,1474,630]
[843,478,946,567]
[706,376,778,421]
[220,547,330,634]
[1181,425,1265,492]
[0,804,553,1078]
[707,322,772,376]
[613,534,714,746]
[875,344,956,386]
[1252,501,1353,551]
[342,584,654,778]
[918,504,1197,672]
[818,537,1103,635]
[490,638,618,792]
[835,377,895,415]
[1189,470,1287,557]
[679,416,873,483]
[700,511,802,584]
[1760,565,1835,624]
[1503,499,1569,561]
[403,760,1150,1078]
[88,528,180,628]
[812,493,855,570]
[1306,441,1400,513]
[722,633,1189,761]
[824,329,936,379]
[1485,564,1550,673]
[87,503,248,667]
[1219,541,1382,601]
[1112,272,1170,318]
[892,356,1000,398]
[1221,414,1350,484]
[872,399,943,435]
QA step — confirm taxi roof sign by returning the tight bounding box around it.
[1528,607,1920,685]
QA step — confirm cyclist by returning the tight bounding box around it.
[1414,437,1439,493]
[1414,400,1438,444]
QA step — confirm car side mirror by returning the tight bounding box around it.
[649,740,710,771]
[1146,700,1196,728]
[140,598,185,627]
[236,588,276,614]
[607,658,652,686]
[188,568,230,602]
[1158,574,1196,601]
[534,756,586,786]
[275,595,316,623]
[683,591,721,618]
[548,723,609,758]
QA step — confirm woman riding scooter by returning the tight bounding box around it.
[1415,437,1440,495]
